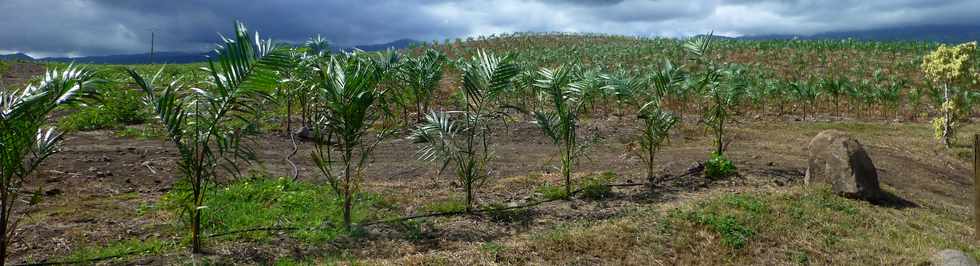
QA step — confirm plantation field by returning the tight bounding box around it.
[10,114,979,264]
[3,30,980,265]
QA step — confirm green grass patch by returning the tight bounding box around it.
[671,193,768,249]
[59,86,149,132]
[422,197,466,213]
[56,238,173,264]
[535,183,569,201]
[161,176,390,243]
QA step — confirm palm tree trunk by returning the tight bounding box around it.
[191,208,201,253]
[0,191,9,266]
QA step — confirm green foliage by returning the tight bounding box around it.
[0,64,97,263]
[423,198,467,213]
[679,194,768,249]
[396,220,426,240]
[412,50,517,212]
[59,238,172,263]
[127,21,290,253]
[534,64,589,198]
[922,42,977,84]
[636,101,678,179]
[578,172,616,200]
[922,42,978,147]
[309,51,391,231]
[398,48,447,122]
[163,176,385,243]
[686,34,745,157]
[536,183,569,201]
[59,86,148,131]
[705,152,737,179]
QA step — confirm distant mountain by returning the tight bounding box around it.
[739,25,980,43]
[42,51,215,64]
[0,38,421,64]
[0,53,32,61]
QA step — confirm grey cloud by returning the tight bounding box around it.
[0,0,978,56]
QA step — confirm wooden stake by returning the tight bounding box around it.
[974,134,979,241]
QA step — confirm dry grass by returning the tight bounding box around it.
[363,185,978,265]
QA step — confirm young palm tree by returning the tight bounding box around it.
[413,50,518,212]
[309,52,392,231]
[534,64,587,197]
[820,77,849,119]
[636,101,678,180]
[127,21,288,253]
[686,34,744,157]
[790,80,819,121]
[0,65,96,264]
[399,49,447,123]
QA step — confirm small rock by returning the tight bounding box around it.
[932,249,977,266]
[100,156,112,162]
[294,126,315,140]
[686,161,705,175]
[87,167,97,172]
[767,162,775,166]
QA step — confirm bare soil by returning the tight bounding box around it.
[4,63,975,265]
[9,114,975,264]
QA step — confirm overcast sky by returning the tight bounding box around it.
[1,0,978,57]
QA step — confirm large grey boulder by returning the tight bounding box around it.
[805,130,881,199]
[932,249,977,266]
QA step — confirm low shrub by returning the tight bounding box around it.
[59,87,148,131]
[705,152,737,179]
[578,172,616,200]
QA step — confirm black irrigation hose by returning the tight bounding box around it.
[207,226,304,238]
[16,249,148,266]
[286,132,300,182]
[21,181,659,265]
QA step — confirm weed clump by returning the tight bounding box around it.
[705,152,737,179]
[578,172,616,200]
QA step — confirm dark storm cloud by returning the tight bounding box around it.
[1,0,979,57]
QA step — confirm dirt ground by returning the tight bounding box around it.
[8,114,975,264]
[2,63,976,264]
